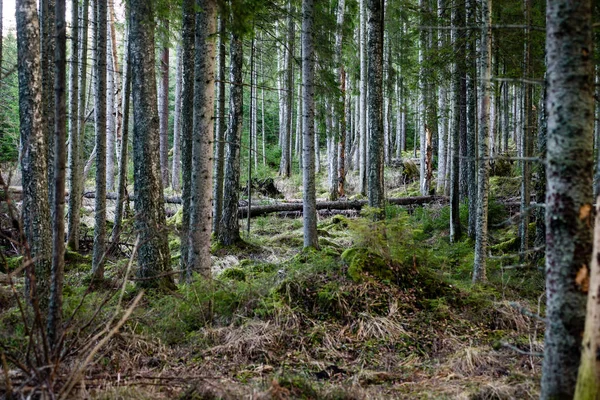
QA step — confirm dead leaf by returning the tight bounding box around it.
[576,265,589,293]
[580,203,593,221]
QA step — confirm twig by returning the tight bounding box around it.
[501,341,543,357]
[508,301,546,323]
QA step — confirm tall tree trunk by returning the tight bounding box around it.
[466,0,477,237]
[41,0,56,206]
[17,0,52,304]
[541,0,594,396]
[279,1,294,178]
[213,13,226,236]
[334,0,346,197]
[472,0,491,283]
[48,0,66,350]
[129,0,174,289]
[171,45,183,192]
[218,30,244,246]
[109,3,122,157]
[179,0,195,279]
[67,0,86,251]
[436,0,448,194]
[450,0,464,242]
[302,0,318,248]
[367,0,384,215]
[91,0,107,282]
[111,23,131,246]
[105,34,116,191]
[159,19,170,188]
[359,0,367,195]
[418,0,427,195]
[187,0,217,280]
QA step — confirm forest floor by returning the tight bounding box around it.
[0,166,544,399]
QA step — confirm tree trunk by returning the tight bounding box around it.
[48,0,66,350]
[334,0,345,198]
[218,30,244,246]
[359,0,368,195]
[129,0,174,289]
[472,0,491,283]
[302,0,318,247]
[541,0,594,396]
[67,0,87,251]
[159,19,170,188]
[17,0,52,304]
[466,0,477,238]
[171,45,183,192]
[179,0,195,279]
[41,0,56,206]
[187,0,217,281]
[367,0,384,216]
[279,1,294,178]
[213,13,226,236]
[105,33,116,191]
[91,0,107,282]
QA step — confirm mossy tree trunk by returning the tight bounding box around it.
[541,0,594,396]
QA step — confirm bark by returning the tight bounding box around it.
[278,1,294,178]
[67,0,87,251]
[187,0,217,281]
[111,25,130,246]
[218,30,243,246]
[48,0,66,350]
[534,84,547,255]
[465,0,477,237]
[17,0,52,302]
[129,0,174,289]
[171,45,183,192]
[109,3,122,154]
[91,0,107,282]
[358,0,368,195]
[159,19,170,188]
[541,0,594,396]
[367,0,384,215]
[41,0,56,206]
[179,0,195,278]
[106,33,116,191]
[450,0,464,242]
[473,0,491,283]
[327,101,338,201]
[334,0,346,198]
[594,65,600,198]
[213,13,226,236]
[302,0,318,248]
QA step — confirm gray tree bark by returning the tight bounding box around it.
[179,0,195,279]
[279,1,294,178]
[472,0,491,283]
[367,0,384,216]
[91,0,107,282]
[106,33,116,191]
[302,0,318,248]
[465,0,477,238]
[187,0,217,281]
[213,13,226,236]
[171,45,183,192]
[358,0,368,195]
[67,0,86,251]
[41,0,56,206]
[129,0,174,289]
[159,19,170,188]
[218,30,244,246]
[48,0,66,350]
[541,0,594,396]
[17,0,52,303]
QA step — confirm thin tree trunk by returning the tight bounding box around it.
[212,13,226,236]
[302,0,318,248]
[541,0,594,396]
[159,19,170,188]
[171,45,183,192]
[279,1,294,178]
[41,0,56,206]
[67,0,86,251]
[48,0,66,350]
[105,34,116,191]
[218,30,244,246]
[179,0,195,279]
[129,0,174,289]
[187,0,217,280]
[466,0,477,237]
[472,0,491,283]
[359,0,367,195]
[334,0,346,197]
[91,0,107,282]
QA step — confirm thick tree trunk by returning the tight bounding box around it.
[218,31,244,246]
[129,0,174,289]
[171,45,183,192]
[41,0,56,206]
[187,0,217,280]
[466,0,477,238]
[541,0,594,396]
[334,0,346,198]
[472,0,491,283]
[67,0,87,251]
[17,0,52,303]
[213,13,226,236]
[48,0,66,350]
[179,0,195,279]
[91,0,107,282]
[367,0,384,216]
[302,0,318,248]
[159,19,170,188]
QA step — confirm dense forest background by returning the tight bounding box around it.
[0,0,599,398]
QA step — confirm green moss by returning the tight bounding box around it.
[2,256,22,273]
[167,207,183,227]
[341,247,394,283]
[220,267,247,281]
